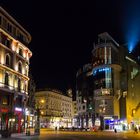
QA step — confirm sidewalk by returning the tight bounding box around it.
[12,133,39,140]
[0,132,39,140]
[0,133,26,140]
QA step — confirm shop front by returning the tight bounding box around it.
[0,107,24,133]
[0,107,9,131]
[14,107,24,133]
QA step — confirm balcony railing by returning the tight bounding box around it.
[0,82,28,94]
[94,88,113,96]
[94,88,113,100]
[94,95,113,100]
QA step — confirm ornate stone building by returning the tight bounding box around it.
[35,88,73,128]
[0,7,32,133]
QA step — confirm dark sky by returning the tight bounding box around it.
[1,0,126,92]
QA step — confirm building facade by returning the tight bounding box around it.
[120,47,140,130]
[76,32,140,130]
[76,63,94,128]
[72,100,78,127]
[0,7,32,133]
[35,89,73,129]
[92,32,122,130]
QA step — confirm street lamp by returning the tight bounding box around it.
[132,109,136,117]
[41,99,45,103]
[34,108,40,135]
[41,111,44,115]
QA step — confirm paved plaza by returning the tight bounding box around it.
[0,129,140,140]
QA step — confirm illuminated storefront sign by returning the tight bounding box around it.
[0,108,9,112]
[15,107,22,112]
[95,118,101,126]
[93,67,111,76]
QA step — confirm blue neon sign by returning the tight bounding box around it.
[93,67,111,76]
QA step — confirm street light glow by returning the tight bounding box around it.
[41,99,45,103]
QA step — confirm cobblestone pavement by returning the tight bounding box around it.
[0,129,140,140]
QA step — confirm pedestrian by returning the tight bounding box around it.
[134,127,138,134]
[114,128,117,133]
[72,126,74,131]
[55,126,57,131]
[100,126,103,131]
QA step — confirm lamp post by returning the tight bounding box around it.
[35,108,40,135]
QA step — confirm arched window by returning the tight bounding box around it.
[19,48,23,56]
[5,54,10,66]
[24,81,27,92]
[18,62,22,73]
[5,72,9,86]
[25,64,29,76]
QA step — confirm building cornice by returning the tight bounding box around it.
[0,64,29,81]
[0,6,31,43]
[0,28,32,56]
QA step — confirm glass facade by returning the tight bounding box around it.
[93,67,112,90]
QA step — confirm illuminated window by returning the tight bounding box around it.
[18,62,22,73]
[131,67,139,79]
[19,48,23,56]
[5,72,9,86]
[24,81,27,92]
[5,54,10,66]
[25,64,29,76]
[2,96,9,105]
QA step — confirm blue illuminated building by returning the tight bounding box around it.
[76,32,140,130]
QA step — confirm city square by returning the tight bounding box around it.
[1,129,140,140]
[1,1,140,139]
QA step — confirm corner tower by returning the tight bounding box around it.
[92,32,122,129]
[0,7,32,133]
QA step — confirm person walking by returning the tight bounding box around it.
[55,126,57,131]
[114,128,117,133]
[134,126,138,134]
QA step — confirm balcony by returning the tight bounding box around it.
[0,82,28,94]
[94,95,113,100]
[16,36,28,46]
[94,88,113,100]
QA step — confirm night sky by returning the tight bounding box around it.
[1,0,138,93]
